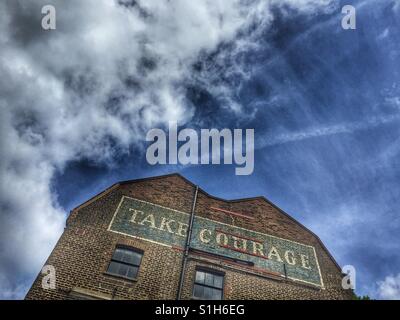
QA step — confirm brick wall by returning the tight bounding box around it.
[25,174,354,300]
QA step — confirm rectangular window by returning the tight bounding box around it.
[106,246,143,280]
[192,268,224,300]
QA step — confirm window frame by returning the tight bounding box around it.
[192,267,225,300]
[105,245,144,281]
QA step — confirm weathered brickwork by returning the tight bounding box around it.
[25,173,354,300]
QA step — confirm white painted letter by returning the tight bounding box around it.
[284,251,296,265]
[199,229,212,244]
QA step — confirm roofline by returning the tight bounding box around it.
[69,172,342,272]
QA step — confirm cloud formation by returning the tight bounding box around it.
[377,273,400,300]
[0,0,339,299]
[259,114,400,147]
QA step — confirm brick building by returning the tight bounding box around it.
[26,173,353,300]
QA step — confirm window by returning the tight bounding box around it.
[192,269,224,300]
[106,246,143,280]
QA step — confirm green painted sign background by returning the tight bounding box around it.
[108,196,323,287]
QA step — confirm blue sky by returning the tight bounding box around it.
[1,0,400,299]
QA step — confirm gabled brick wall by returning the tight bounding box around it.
[25,173,354,300]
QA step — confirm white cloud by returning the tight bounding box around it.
[259,114,400,147]
[393,0,400,12]
[0,0,339,299]
[377,274,400,300]
[378,28,390,40]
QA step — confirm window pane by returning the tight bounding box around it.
[212,288,222,300]
[108,247,143,279]
[118,263,128,277]
[107,261,120,275]
[204,272,214,287]
[127,266,138,279]
[204,286,213,299]
[114,248,142,266]
[112,248,124,261]
[123,251,142,266]
[119,249,131,263]
[193,284,204,298]
[195,271,205,284]
[132,251,142,265]
[213,275,223,289]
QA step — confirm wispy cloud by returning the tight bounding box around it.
[259,114,400,147]
[377,273,400,299]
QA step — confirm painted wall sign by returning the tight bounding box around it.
[108,196,323,287]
